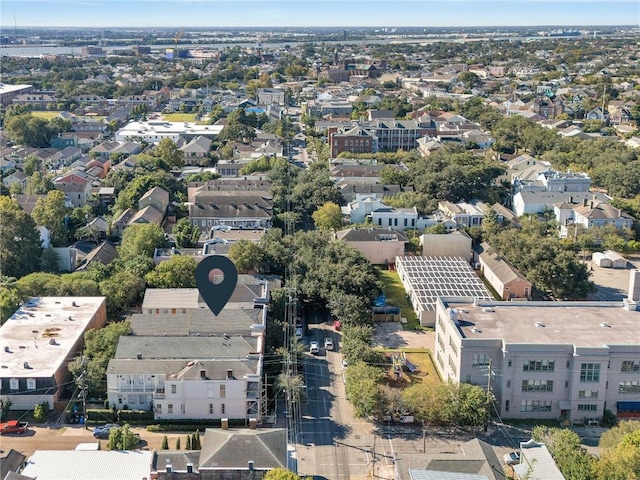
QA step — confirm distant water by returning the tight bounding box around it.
[0,35,590,57]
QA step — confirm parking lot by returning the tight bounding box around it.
[586,255,639,301]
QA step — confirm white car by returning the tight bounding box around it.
[309,341,319,355]
[503,451,520,466]
[295,327,303,337]
[324,337,334,351]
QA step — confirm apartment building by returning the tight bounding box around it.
[433,283,640,422]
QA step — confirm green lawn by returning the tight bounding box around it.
[31,111,64,120]
[377,268,420,329]
[162,113,199,123]
[380,349,441,386]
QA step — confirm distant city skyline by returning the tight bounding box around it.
[1,0,639,29]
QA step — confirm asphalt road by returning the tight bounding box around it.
[296,324,374,479]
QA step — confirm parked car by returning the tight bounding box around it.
[295,326,303,338]
[309,341,319,355]
[333,320,342,331]
[341,358,348,370]
[93,423,120,439]
[503,451,520,466]
[324,337,334,351]
[0,420,28,435]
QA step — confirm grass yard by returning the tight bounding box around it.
[377,268,420,329]
[31,111,64,120]
[379,348,441,387]
[162,113,199,123]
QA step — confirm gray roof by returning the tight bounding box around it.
[107,358,259,378]
[189,192,273,219]
[517,191,609,204]
[130,308,262,337]
[76,241,117,270]
[115,335,260,360]
[1,449,27,480]
[477,242,529,286]
[142,280,266,310]
[336,227,409,243]
[199,429,287,469]
[410,470,489,480]
[155,452,200,473]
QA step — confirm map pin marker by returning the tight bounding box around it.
[195,255,238,316]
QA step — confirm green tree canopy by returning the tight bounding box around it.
[0,196,42,278]
[119,224,166,258]
[344,362,384,418]
[311,201,343,232]
[229,239,265,273]
[172,218,201,248]
[31,190,69,245]
[145,255,197,288]
[153,138,184,168]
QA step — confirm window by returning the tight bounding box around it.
[220,384,226,398]
[448,337,458,356]
[171,384,177,394]
[168,404,173,413]
[10,378,19,390]
[580,363,601,382]
[621,360,640,372]
[579,390,598,398]
[508,360,512,367]
[27,378,36,390]
[155,404,162,413]
[520,400,552,412]
[578,404,598,412]
[221,403,226,414]
[209,403,214,414]
[437,334,445,351]
[523,360,555,372]
[506,380,511,388]
[505,400,510,412]
[208,385,214,398]
[522,380,554,392]
[180,404,185,413]
[619,381,640,394]
[448,356,457,376]
[472,354,491,367]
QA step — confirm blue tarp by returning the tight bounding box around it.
[374,294,386,307]
[617,401,640,412]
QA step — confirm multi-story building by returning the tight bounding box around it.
[0,297,107,410]
[433,279,640,422]
[0,83,33,106]
[115,120,224,144]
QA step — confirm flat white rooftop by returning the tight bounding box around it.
[22,450,154,480]
[0,83,32,94]
[0,297,105,378]
[116,120,223,143]
[445,300,640,347]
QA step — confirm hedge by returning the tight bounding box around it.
[146,418,247,432]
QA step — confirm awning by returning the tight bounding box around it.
[617,401,640,412]
[559,400,571,410]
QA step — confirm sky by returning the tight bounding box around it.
[1,0,639,28]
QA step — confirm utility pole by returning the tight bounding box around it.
[422,420,426,453]
[77,360,88,429]
[485,358,493,433]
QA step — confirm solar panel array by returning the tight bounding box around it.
[397,256,493,311]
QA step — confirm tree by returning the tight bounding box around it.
[175,437,181,450]
[172,218,201,248]
[31,190,69,245]
[311,202,343,232]
[33,402,50,422]
[193,429,201,449]
[40,247,60,273]
[119,224,165,258]
[263,468,300,480]
[5,114,54,147]
[186,434,192,450]
[23,155,42,176]
[262,467,300,480]
[154,138,184,168]
[107,424,139,450]
[99,270,146,316]
[161,435,169,450]
[379,166,412,187]
[145,255,197,288]
[458,71,480,89]
[0,287,21,325]
[0,399,12,421]
[532,426,595,480]
[229,240,265,273]
[25,172,55,195]
[595,422,640,480]
[344,362,384,418]
[0,196,42,278]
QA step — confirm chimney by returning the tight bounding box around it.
[4,346,9,353]
[226,369,233,379]
[590,201,594,209]
[187,464,194,473]
[200,369,206,379]
[24,362,30,369]
[583,198,588,207]
[248,461,254,471]
[137,353,142,360]
[221,418,228,430]
[569,195,573,203]
[166,465,172,473]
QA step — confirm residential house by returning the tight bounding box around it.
[54,172,94,208]
[0,297,107,410]
[476,242,532,300]
[90,141,141,159]
[336,227,408,265]
[0,449,26,480]
[371,206,421,231]
[555,199,634,238]
[341,195,387,224]
[338,183,413,203]
[512,191,610,217]
[421,230,472,258]
[112,208,137,236]
[438,200,485,228]
[12,194,45,214]
[128,205,165,226]
[513,440,565,480]
[76,241,118,271]
[180,136,212,165]
[328,125,377,156]
[188,187,273,231]
[586,106,609,122]
[257,88,286,106]
[139,186,170,215]
[2,171,28,190]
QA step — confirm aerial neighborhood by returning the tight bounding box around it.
[0,22,639,480]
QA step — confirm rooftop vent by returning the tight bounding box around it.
[600,322,611,328]
[471,327,482,333]
[24,362,30,369]
[136,353,143,360]
[482,307,495,313]
[534,322,545,328]
[4,346,10,353]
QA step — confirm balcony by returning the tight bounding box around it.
[154,388,165,399]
